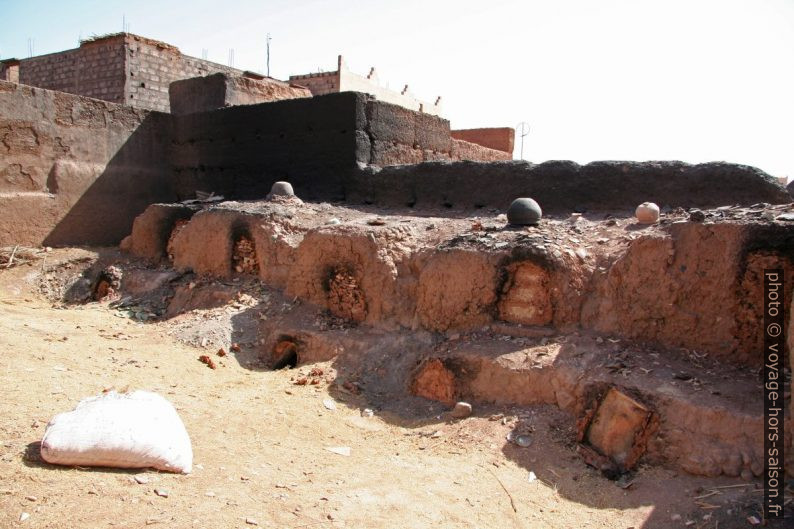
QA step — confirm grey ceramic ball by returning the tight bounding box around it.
[507,198,542,226]
[268,181,295,198]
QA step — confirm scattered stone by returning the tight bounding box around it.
[230,343,241,352]
[776,213,794,221]
[688,209,706,222]
[19,512,30,523]
[671,514,682,522]
[216,348,226,357]
[267,181,295,199]
[514,435,533,448]
[326,218,341,225]
[747,515,761,525]
[506,198,543,226]
[451,401,473,418]
[635,202,660,224]
[133,474,149,484]
[575,248,587,261]
[323,398,337,411]
[154,488,169,498]
[361,408,374,418]
[325,446,351,457]
[198,355,217,369]
[527,471,537,482]
[245,518,259,526]
[25,495,37,501]
[205,491,216,497]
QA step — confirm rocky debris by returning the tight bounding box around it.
[451,401,472,418]
[232,236,258,274]
[93,265,123,301]
[267,181,295,199]
[198,355,217,369]
[506,197,542,226]
[153,488,169,498]
[688,208,706,222]
[635,202,660,224]
[326,269,366,322]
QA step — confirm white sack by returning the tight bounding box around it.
[40,390,192,473]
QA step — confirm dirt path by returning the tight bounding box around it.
[0,250,782,528]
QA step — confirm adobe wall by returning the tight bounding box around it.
[169,73,311,116]
[451,127,514,154]
[169,92,367,201]
[168,94,511,202]
[363,100,510,164]
[451,138,512,162]
[0,80,173,247]
[344,160,792,212]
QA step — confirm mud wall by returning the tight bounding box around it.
[169,73,311,116]
[170,92,367,201]
[0,80,173,246]
[345,160,791,212]
[451,127,514,154]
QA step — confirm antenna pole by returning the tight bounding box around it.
[266,33,271,77]
[516,121,530,160]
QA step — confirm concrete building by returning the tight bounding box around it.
[290,55,442,116]
[0,33,246,112]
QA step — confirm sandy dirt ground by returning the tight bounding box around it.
[0,249,788,529]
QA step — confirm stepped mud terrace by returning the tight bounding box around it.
[116,197,794,479]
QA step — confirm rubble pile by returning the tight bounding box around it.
[232,236,258,274]
[327,268,367,322]
[93,265,123,301]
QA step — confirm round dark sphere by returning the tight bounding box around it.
[507,198,543,226]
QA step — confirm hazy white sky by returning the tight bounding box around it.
[1,0,792,179]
